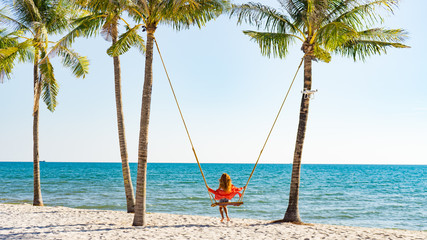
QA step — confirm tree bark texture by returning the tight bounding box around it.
[112,22,135,213]
[283,53,312,223]
[33,51,43,207]
[133,27,155,227]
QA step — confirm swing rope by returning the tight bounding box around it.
[154,38,215,204]
[237,56,304,202]
[154,37,304,206]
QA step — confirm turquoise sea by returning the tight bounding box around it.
[0,162,425,231]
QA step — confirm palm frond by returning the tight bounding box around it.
[39,57,58,112]
[134,0,150,16]
[0,46,18,59]
[62,13,106,46]
[0,39,32,62]
[320,0,357,25]
[40,13,106,66]
[358,28,407,43]
[12,0,43,24]
[335,39,408,61]
[309,0,336,31]
[44,0,72,35]
[73,0,107,11]
[315,21,358,50]
[107,24,145,57]
[74,0,133,13]
[0,44,17,81]
[71,13,108,39]
[243,30,296,59]
[15,39,34,62]
[126,2,149,25]
[130,30,146,54]
[334,26,408,61]
[163,0,226,30]
[313,45,331,63]
[231,2,301,36]
[282,0,306,25]
[0,30,33,82]
[0,10,33,34]
[57,46,89,78]
[334,0,399,29]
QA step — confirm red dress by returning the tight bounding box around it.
[208,185,243,200]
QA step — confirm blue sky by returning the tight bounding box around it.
[0,0,426,164]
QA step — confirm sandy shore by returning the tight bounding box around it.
[0,204,425,240]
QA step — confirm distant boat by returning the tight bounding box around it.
[40,160,46,163]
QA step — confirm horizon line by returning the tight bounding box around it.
[0,161,426,166]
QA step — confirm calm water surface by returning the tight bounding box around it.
[0,162,425,230]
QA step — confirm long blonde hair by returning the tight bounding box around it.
[219,173,232,192]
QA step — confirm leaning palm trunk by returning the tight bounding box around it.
[283,44,313,223]
[32,51,43,206]
[133,27,155,227]
[112,22,135,213]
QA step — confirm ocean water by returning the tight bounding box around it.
[0,162,425,231]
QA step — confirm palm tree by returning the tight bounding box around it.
[0,28,33,82]
[109,0,227,226]
[231,0,408,223]
[64,0,146,213]
[0,0,89,206]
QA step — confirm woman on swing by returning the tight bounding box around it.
[208,173,244,222]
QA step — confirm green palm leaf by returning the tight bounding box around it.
[358,28,407,42]
[163,0,226,30]
[336,39,408,61]
[283,0,307,25]
[231,2,301,36]
[107,25,145,57]
[334,26,408,61]
[316,21,358,50]
[72,13,108,38]
[44,0,72,35]
[313,45,331,63]
[57,46,89,78]
[16,39,34,62]
[0,10,33,34]
[0,39,33,64]
[0,44,17,81]
[0,46,18,59]
[320,0,358,25]
[0,29,33,82]
[13,0,43,23]
[334,0,399,28]
[44,13,107,63]
[39,56,58,112]
[243,30,296,59]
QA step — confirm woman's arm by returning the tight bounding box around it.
[232,185,244,192]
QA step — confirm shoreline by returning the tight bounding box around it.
[0,203,425,240]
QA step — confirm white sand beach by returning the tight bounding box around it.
[0,203,425,240]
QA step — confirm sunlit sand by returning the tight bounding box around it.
[0,204,425,240]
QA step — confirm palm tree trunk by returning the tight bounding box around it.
[112,22,135,213]
[133,27,156,227]
[282,53,313,223]
[33,51,43,207]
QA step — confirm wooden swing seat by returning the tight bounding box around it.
[211,201,244,207]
